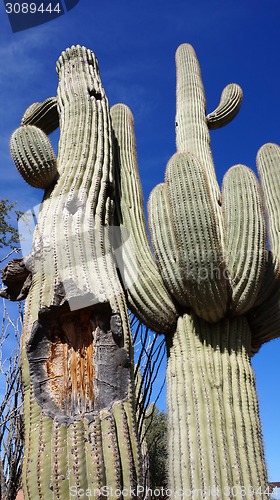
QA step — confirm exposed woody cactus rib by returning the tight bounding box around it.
[110,103,178,334]
[206,83,243,129]
[165,151,228,322]
[222,165,266,314]
[21,96,59,135]
[10,125,58,188]
[113,402,137,488]
[148,182,189,307]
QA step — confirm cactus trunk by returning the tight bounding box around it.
[166,313,267,499]
[14,46,143,499]
[21,299,142,499]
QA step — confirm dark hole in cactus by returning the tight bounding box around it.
[27,301,130,424]
[88,88,102,100]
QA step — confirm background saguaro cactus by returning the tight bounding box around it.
[4,46,144,499]
[111,43,280,498]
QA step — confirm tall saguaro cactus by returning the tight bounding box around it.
[4,46,143,499]
[111,44,280,498]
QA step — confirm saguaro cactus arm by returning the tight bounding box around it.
[111,103,178,334]
[248,143,280,352]
[21,96,59,135]
[206,83,243,129]
[10,124,58,188]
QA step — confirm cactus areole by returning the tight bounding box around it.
[2,43,280,498]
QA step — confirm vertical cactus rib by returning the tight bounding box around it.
[37,415,53,496]
[165,151,228,322]
[67,420,88,493]
[51,420,69,498]
[148,183,189,307]
[175,44,221,207]
[112,402,137,490]
[21,96,59,135]
[222,165,266,314]
[10,125,58,188]
[111,103,178,333]
[166,314,268,495]
[123,399,143,485]
[257,142,280,256]
[249,282,280,353]
[166,325,186,494]
[236,335,267,487]
[206,83,243,129]
[100,410,122,490]
[85,415,106,490]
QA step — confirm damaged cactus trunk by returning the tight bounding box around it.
[8,46,142,498]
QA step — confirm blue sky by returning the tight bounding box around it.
[0,0,280,485]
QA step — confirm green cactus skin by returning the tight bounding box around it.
[15,46,143,499]
[165,151,228,322]
[21,96,59,135]
[148,182,189,308]
[110,103,178,334]
[111,43,276,496]
[10,125,58,188]
[222,165,266,314]
[5,41,279,497]
[166,314,267,496]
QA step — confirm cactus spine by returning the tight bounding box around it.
[111,43,279,497]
